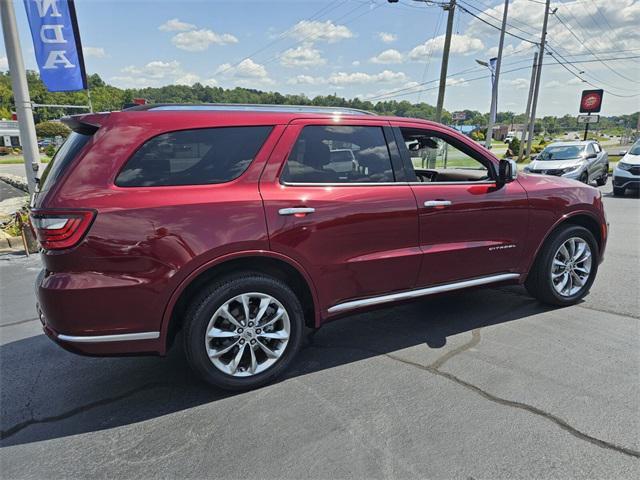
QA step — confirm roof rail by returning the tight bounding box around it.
[123,103,376,116]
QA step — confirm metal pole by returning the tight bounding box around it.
[485,0,509,149]
[525,0,551,158]
[583,114,590,141]
[0,0,39,194]
[435,0,455,124]
[518,51,538,162]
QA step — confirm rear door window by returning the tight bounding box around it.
[116,126,272,187]
[281,125,395,184]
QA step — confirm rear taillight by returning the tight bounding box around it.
[30,209,95,250]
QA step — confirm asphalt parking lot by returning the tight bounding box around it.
[1,183,638,479]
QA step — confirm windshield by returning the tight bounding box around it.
[629,141,640,156]
[538,145,584,161]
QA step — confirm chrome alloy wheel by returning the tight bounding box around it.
[205,292,290,377]
[551,237,592,297]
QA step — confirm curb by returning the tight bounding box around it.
[0,234,25,253]
[0,174,29,193]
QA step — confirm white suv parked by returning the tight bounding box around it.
[613,140,640,196]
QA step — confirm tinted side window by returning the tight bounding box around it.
[39,131,92,193]
[586,143,596,155]
[281,126,395,183]
[116,126,272,187]
[593,143,601,153]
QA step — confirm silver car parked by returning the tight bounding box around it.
[524,141,609,185]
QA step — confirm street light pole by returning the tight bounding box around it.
[0,0,40,194]
[484,0,509,149]
[435,0,456,124]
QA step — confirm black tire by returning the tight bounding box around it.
[183,272,304,390]
[580,172,589,184]
[525,225,599,306]
[596,169,608,186]
[613,186,625,196]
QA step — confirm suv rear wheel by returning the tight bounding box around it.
[525,225,598,306]
[184,272,304,390]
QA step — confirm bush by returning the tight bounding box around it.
[35,121,70,139]
[471,130,485,141]
[44,145,57,157]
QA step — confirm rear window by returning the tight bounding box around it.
[39,132,92,193]
[115,126,272,187]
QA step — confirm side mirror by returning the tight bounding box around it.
[586,152,597,159]
[619,150,628,156]
[498,159,517,184]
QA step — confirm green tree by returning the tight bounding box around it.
[36,121,70,138]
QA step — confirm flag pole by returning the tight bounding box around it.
[0,0,40,194]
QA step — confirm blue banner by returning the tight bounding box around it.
[23,0,87,92]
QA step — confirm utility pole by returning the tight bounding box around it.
[525,0,551,158]
[485,0,509,149]
[518,51,538,162]
[0,0,39,194]
[435,0,456,124]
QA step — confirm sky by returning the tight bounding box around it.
[1,0,639,116]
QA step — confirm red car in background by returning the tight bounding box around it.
[32,104,607,390]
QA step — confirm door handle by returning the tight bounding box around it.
[424,200,452,208]
[278,207,316,216]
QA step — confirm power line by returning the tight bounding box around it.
[553,10,637,84]
[457,0,539,41]
[368,56,640,101]
[455,2,539,45]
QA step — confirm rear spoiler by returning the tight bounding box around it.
[61,113,110,135]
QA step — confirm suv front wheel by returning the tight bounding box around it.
[184,272,304,390]
[525,225,599,306]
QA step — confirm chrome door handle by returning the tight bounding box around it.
[278,207,316,216]
[424,200,452,208]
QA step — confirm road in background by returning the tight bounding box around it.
[0,183,638,479]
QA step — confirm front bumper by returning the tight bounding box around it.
[612,167,640,190]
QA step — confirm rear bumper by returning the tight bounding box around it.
[36,268,164,356]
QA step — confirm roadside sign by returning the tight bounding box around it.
[579,89,604,113]
[577,114,599,124]
[452,111,466,121]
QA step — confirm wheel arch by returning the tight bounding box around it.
[522,210,604,282]
[161,252,320,352]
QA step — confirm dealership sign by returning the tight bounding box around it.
[579,89,604,113]
[577,114,599,124]
[23,0,87,92]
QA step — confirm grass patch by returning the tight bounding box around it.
[0,157,50,165]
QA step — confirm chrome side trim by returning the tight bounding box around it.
[327,273,520,314]
[57,331,160,343]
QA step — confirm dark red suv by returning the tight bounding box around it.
[32,104,607,389]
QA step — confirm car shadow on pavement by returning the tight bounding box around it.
[0,286,554,447]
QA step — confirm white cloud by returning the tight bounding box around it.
[174,73,202,86]
[122,60,181,79]
[0,56,8,70]
[172,28,238,51]
[159,18,195,32]
[83,47,106,58]
[280,43,326,67]
[287,74,326,86]
[378,32,397,43]
[328,70,407,86]
[544,80,563,89]
[352,60,361,67]
[506,78,529,90]
[409,34,484,59]
[215,58,274,86]
[287,20,353,43]
[370,49,404,64]
[446,77,468,87]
